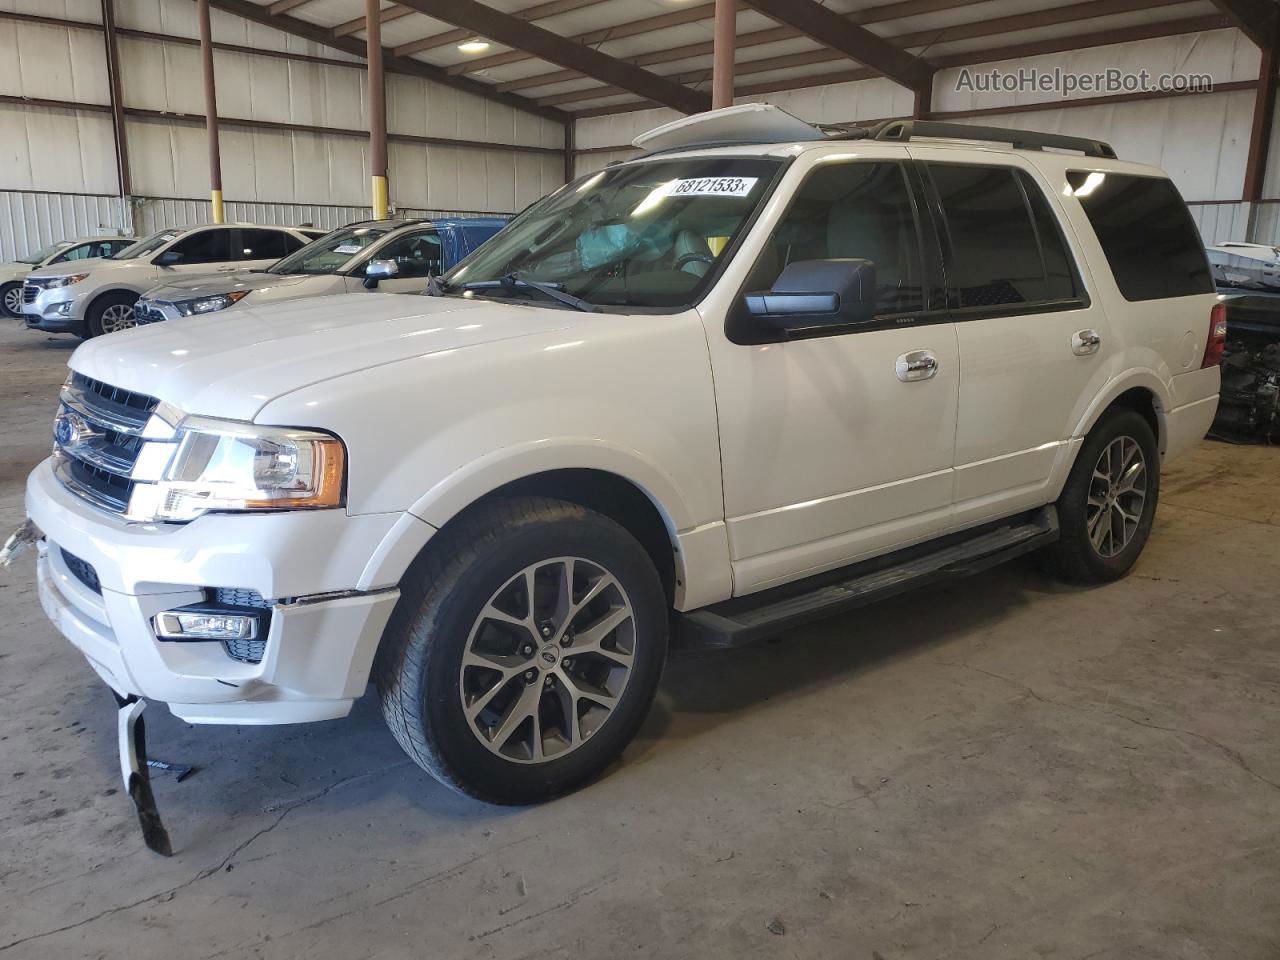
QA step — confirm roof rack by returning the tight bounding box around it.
[872,119,1117,159]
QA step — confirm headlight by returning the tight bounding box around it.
[45,274,89,288]
[174,290,250,316]
[126,416,345,522]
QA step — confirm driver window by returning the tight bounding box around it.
[745,161,925,316]
[376,231,443,278]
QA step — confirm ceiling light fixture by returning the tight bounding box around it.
[457,38,491,53]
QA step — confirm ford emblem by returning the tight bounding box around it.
[54,412,79,447]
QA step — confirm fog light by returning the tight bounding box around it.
[154,609,260,641]
[52,302,74,317]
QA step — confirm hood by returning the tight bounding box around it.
[68,292,577,421]
[144,271,312,301]
[0,262,30,283]
[28,257,142,280]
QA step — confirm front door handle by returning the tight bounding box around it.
[896,349,938,382]
[1073,329,1102,356]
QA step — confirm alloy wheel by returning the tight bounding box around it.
[100,303,135,333]
[458,557,636,764]
[1087,435,1148,558]
[3,286,21,317]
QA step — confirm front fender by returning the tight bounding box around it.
[355,442,694,592]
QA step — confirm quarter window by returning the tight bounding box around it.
[1065,171,1211,301]
[745,161,926,317]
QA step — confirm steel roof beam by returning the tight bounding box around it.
[741,0,934,91]
[1207,0,1279,47]
[393,0,711,113]
[202,0,567,122]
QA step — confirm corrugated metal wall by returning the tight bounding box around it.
[0,0,564,259]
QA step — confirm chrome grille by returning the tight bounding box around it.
[22,282,39,304]
[53,374,161,515]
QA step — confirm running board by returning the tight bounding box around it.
[676,507,1059,649]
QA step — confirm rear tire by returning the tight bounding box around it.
[0,282,22,318]
[1043,407,1160,583]
[375,496,668,804]
[86,290,138,337]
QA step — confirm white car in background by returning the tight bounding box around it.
[22,223,325,338]
[0,237,136,318]
[132,217,506,325]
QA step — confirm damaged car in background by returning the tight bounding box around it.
[1206,243,1280,441]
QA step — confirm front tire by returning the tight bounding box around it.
[86,291,138,337]
[1043,407,1160,583]
[0,282,22,318]
[375,497,668,804]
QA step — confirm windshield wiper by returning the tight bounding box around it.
[458,274,596,312]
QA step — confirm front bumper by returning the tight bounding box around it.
[27,459,403,724]
[23,284,83,332]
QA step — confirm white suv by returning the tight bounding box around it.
[22,106,1222,809]
[0,237,136,318]
[22,223,324,337]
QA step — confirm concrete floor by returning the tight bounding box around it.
[1,319,1278,960]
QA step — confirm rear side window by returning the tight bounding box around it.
[1065,171,1211,301]
[239,229,291,261]
[929,163,1077,308]
[1018,171,1078,302]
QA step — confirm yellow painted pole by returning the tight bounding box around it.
[197,0,224,224]
[366,0,389,219]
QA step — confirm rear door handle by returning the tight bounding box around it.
[896,349,939,382]
[1073,329,1102,356]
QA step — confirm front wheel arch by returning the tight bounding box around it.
[85,288,140,337]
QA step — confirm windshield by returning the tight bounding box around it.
[442,157,782,309]
[111,229,182,260]
[18,242,68,265]
[268,225,392,275]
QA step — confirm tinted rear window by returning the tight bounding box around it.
[1066,171,1211,301]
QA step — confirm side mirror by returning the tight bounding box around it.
[363,259,399,289]
[154,251,183,267]
[744,258,877,333]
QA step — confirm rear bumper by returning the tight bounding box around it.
[27,459,404,724]
[1165,366,1221,461]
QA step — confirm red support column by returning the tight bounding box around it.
[712,0,735,110]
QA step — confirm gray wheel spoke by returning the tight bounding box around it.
[1089,507,1110,551]
[1116,461,1145,495]
[557,667,618,709]
[490,680,541,751]
[572,604,631,649]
